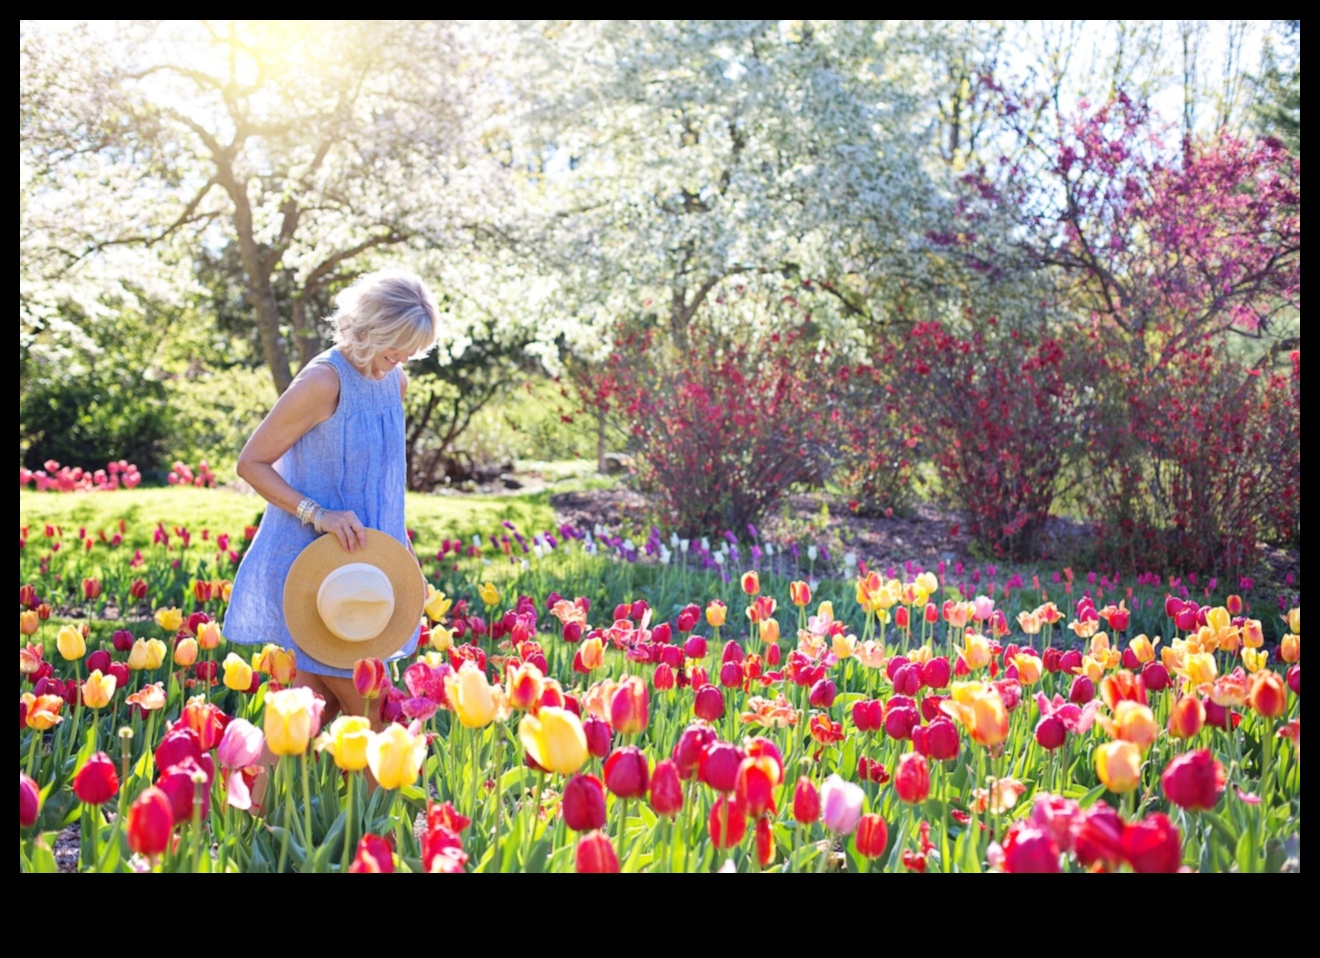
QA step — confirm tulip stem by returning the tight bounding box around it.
[82,803,99,872]
[301,754,315,867]
[218,801,231,874]
[342,770,356,872]
[277,759,293,874]
[191,780,204,874]
[491,734,504,869]
[24,730,39,778]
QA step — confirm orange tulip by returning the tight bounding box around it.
[706,601,727,629]
[789,581,812,607]
[1280,634,1299,665]
[1247,671,1287,719]
[22,693,64,731]
[127,682,167,712]
[1102,701,1159,751]
[610,675,649,736]
[940,682,1009,748]
[579,636,605,672]
[1167,696,1205,740]
[505,661,545,712]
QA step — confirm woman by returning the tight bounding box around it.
[226,269,439,725]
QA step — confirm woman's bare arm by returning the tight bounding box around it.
[236,364,368,553]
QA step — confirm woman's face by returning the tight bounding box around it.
[369,347,410,378]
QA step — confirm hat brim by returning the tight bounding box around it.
[284,530,425,671]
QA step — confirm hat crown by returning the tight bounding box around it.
[316,563,396,642]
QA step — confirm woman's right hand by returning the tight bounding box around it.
[318,510,368,553]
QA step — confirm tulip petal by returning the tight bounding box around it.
[227,771,252,811]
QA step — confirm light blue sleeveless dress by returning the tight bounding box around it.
[223,348,420,678]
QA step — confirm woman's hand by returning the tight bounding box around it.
[318,509,368,553]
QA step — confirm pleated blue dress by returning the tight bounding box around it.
[223,348,420,677]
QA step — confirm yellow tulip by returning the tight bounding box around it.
[1287,607,1300,636]
[264,687,325,756]
[143,639,167,671]
[1241,620,1263,649]
[518,706,588,775]
[424,586,453,623]
[223,653,254,692]
[127,639,151,671]
[430,624,455,652]
[56,625,86,661]
[444,663,497,729]
[1178,653,1218,692]
[907,645,933,666]
[1205,606,1231,634]
[1280,634,1300,665]
[760,618,780,646]
[706,601,727,628]
[20,610,39,636]
[1017,611,1043,635]
[1095,741,1142,793]
[316,715,373,772]
[478,582,500,608]
[915,572,939,596]
[578,636,605,672]
[1242,648,1269,674]
[956,633,993,671]
[831,632,857,661]
[154,607,184,633]
[816,601,834,623]
[81,669,117,709]
[366,724,427,790]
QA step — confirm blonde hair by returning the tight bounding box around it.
[331,269,440,368]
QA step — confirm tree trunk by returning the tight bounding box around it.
[596,411,607,474]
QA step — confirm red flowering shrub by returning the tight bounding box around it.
[600,325,831,533]
[830,360,924,518]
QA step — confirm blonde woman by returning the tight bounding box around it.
[226,269,438,723]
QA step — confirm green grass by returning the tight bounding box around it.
[20,486,561,556]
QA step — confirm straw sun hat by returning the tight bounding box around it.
[284,530,425,670]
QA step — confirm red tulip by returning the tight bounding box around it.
[672,724,716,780]
[755,815,775,868]
[884,704,919,741]
[683,635,707,659]
[562,774,608,832]
[653,662,675,691]
[1141,661,1171,693]
[610,676,649,736]
[693,684,724,722]
[1074,804,1125,870]
[126,786,174,858]
[922,656,952,690]
[699,741,744,793]
[892,663,922,697]
[792,776,820,824]
[603,746,650,799]
[349,834,396,873]
[649,759,684,818]
[575,831,620,873]
[581,713,612,759]
[112,629,135,653]
[856,757,889,784]
[20,772,40,828]
[677,605,701,633]
[1121,813,1182,873]
[157,757,212,824]
[1069,675,1095,705]
[854,814,889,859]
[1287,664,1300,697]
[86,649,112,675]
[708,794,747,849]
[352,658,388,700]
[894,753,930,804]
[1161,750,1225,812]
[719,660,743,688]
[652,622,673,645]
[803,677,832,710]
[735,756,778,817]
[1001,821,1061,873]
[852,699,882,733]
[73,752,119,806]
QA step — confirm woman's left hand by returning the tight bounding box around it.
[318,509,368,553]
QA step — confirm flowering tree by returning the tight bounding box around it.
[21,20,509,395]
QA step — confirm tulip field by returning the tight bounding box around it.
[19,507,1301,873]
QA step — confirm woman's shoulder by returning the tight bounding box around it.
[283,358,342,418]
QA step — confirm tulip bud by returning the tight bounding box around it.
[581,713,612,759]
[223,653,255,692]
[603,745,650,799]
[708,794,748,849]
[883,705,919,741]
[562,774,608,832]
[719,660,743,689]
[852,699,882,733]
[173,638,199,668]
[683,635,708,660]
[1001,822,1061,873]
[1035,716,1066,751]
[820,774,864,835]
[649,759,684,818]
[854,813,889,858]
[1287,664,1300,697]
[20,772,42,827]
[1094,741,1142,793]
[653,662,675,691]
[73,751,120,806]
[920,718,961,761]
[894,753,930,804]
[792,776,820,824]
[112,629,134,653]
[56,625,86,661]
[126,786,175,858]
[734,755,778,817]
[1161,749,1225,812]
[1069,675,1095,705]
[673,724,716,779]
[1247,671,1287,719]
[809,678,837,709]
[1141,661,1171,693]
[677,604,701,633]
[86,649,111,674]
[699,741,743,793]
[693,684,724,722]
[575,831,620,873]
